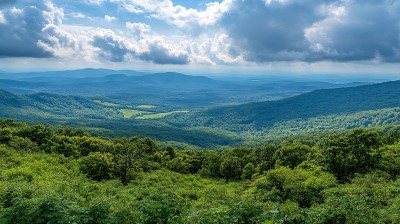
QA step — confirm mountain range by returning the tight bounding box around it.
[1,69,399,146]
[0,69,370,109]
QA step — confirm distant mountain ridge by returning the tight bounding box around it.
[0,69,372,109]
[0,68,148,80]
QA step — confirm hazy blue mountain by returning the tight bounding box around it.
[0,69,372,109]
[0,68,148,80]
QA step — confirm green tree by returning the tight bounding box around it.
[46,135,81,157]
[0,128,13,144]
[80,152,114,181]
[274,141,312,169]
[199,152,221,178]
[220,156,242,182]
[251,143,278,171]
[165,146,176,159]
[8,136,39,152]
[17,124,53,147]
[252,167,336,207]
[167,157,190,174]
[241,162,256,180]
[380,142,400,179]
[319,129,383,181]
[113,142,137,186]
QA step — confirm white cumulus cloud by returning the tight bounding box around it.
[104,14,117,22]
[126,22,151,37]
[110,0,233,29]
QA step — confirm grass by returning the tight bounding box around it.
[136,105,157,109]
[94,100,120,107]
[136,111,189,119]
[120,109,150,118]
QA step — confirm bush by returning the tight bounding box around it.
[274,141,312,169]
[319,129,383,182]
[80,152,114,181]
[251,167,337,207]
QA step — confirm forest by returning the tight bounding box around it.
[1,118,400,223]
[3,79,400,148]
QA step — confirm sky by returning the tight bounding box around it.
[0,0,400,75]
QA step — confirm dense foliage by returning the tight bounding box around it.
[1,118,400,223]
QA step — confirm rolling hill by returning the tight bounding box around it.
[1,71,397,146]
[0,89,120,120]
[165,80,400,134]
[0,89,240,147]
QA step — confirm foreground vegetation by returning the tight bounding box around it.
[1,118,400,223]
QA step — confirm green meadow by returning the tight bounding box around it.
[120,109,150,118]
[136,104,158,109]
[94,100,120,107]
[136,111,190,119]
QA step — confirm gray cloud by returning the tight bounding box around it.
[221,0,331,62]
[139,42,189,64]
[0,5,52,57]
[0,2,72,58]
[92,31,189,64]
[92,32,133,62]
[221,0,400,63]
[306,0,400,62]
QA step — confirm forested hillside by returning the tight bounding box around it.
[2,79,400,147]
[1,119,400,223]
[0,89,119,120]
[166,80,400,132]
[0,90,241,148]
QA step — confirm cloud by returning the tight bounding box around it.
[84,0,103,5]
[188,32,244,65]
[0,2,62,57]
[126,22,151,37]
[139,41,189,64]
[92,30,135,62]
[0,12,5,23]
[305,0,400,62]
[92,28,189,64]
[104,14,117,22]
[110,0,233,30]
[220,0,333,62]
[69,12,87,19]
[0,1,91,60]
[4,0,398,67]
[221,0,400,63]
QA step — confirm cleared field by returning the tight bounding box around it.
[120,109,149,118]
[94,100,120,107]
[136,110,189,119]
[136,104,157,109]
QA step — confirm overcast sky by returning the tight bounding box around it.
[0,0,399,75]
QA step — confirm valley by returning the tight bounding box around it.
[0,69,399,148]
